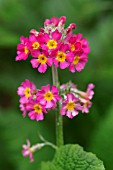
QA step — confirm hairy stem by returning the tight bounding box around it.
[52,64,64,147]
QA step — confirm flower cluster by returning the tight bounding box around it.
[17,79,61,121]
[16,16,90,73]
[60,82,95,118]
[17,80,94,120]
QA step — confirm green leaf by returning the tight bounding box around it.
[41,144,105,170]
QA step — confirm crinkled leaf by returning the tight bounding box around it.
[41,144,105,170]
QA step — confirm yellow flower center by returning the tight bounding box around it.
[44,91,53,101]
[24,88,31,98]
[73,56,80,65]
[38,54,48,64]
[24,46,29,54]
[47,40,57,49]
[56,52,66,62]
[66,101,75,111]
[33,104,42,114]
[32,42,40,49]
[71,44,76,51]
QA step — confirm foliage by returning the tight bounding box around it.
[41,144,105,170]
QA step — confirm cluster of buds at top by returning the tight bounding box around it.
[17,80,94,121]
[16,16,90,73]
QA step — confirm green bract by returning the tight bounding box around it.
[41,144,105,170]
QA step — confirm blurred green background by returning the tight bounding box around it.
[0,0,113,169]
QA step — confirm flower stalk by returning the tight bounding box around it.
[52,64,64,147]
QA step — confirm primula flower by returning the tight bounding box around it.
[37,84,61,109]
[16,36,30,61]
[19,102,28,117]
[43,29,62,51]
[68,33,90,54]
[60,93,82,118]
[30,50,52,73]
[53,44,74,69]
[69,53,88,72]
[78,83,95,113]
[17,79,37,103]
[29,33,45,55]
[26,99,47,121]
[22,139,34,162]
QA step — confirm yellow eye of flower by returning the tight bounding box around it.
[44,91,53,101]
[24,88,31,98]
[73,56,80,65]
[66,101,75,111]
[32,42,40,49]
[33,104,42,114]
[56,52,66,62]
[47,40,57,49]
[38,54,48,64]
[24,46,29,54]
[71,44,76,51]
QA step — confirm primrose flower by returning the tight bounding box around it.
[17,79,37,103]
[16,36,30,61]
[68,33,90,54]
[26,99,47,121]
[37,84,61,109]
[22,139,34,162]
[43,29,62,52]
[60,93,82,118]
[53,44,74,69]
[30,50,52,73]
[78,83,95,113]
[69,53,88,72]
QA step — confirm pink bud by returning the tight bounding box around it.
[59,16,66,24]
[70,23,76,30]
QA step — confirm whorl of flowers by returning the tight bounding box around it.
[16,16,90,73]
[16,16,94,162]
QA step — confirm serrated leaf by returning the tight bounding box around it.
[41,144,105,170]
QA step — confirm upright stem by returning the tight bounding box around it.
[52,64,64,147]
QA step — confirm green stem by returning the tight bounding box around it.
[52,64,64,148]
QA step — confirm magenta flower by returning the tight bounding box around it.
[60,93,82,118]
[53,44,74,69]
[78,83,95,113]
[43,29,62,51]
[17,79,37,103]
[37,84,61,109]
[26,99,47,121]
[22,139,34,162]
[30,50,52,73]
[68,33,90,54]
[19,102,28,117]
[16,36,30,61]
[29,33,45,55]
[69,54,88,73]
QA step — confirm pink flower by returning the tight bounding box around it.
[68,33,90,54]
[22,139,34,162]
[26,99,47,121]
[16,36,30,61]
[29,33,45,55]
[19,102,28,117]
[43,29,62,51]
[78,83,95,113]
[37,84,61,109]
[53,44,74,69]
[60,93,82,118]
[30,50,52,73]
[69,54,88,73]
[17,79,37,103]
